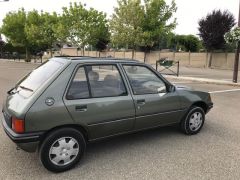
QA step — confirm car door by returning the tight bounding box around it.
[122,64,183,130]
[64,64,135,140]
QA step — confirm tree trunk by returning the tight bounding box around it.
[144,50,147,63]
[82,46,85,56]
[0,47,2,58]
[50,47,53,58]
[25,47,30,62]
[131,49,134,59]
[208,51,213,68]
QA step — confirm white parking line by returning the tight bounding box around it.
[172,82,193,84]
[209,89,240,94]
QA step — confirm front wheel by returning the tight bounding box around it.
[180,106,205,135]
[39,128,86,172]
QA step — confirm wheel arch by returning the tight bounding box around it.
[38,124,89,150]
[191,101,208,113]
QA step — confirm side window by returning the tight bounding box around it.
[67,67,90,99]
[123,65,166,95]
[85,65,127,98]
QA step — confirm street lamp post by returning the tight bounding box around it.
[233,0,240,83]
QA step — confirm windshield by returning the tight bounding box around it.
[15,60,65,98]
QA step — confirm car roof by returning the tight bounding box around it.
[53,56,141,64]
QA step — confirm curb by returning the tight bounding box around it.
[164,75,240,87]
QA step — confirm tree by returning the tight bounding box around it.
[87,8,110,52]
[141,0,177,60]
[0,9,31,61]
[110,0,177,60]
[61,2,110,55]
[198,10,235,67]
[25,11,59,57]
[110,0,144,58]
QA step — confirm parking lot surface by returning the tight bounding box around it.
[0,60,240,180]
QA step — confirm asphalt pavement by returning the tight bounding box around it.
[0,60,240,180]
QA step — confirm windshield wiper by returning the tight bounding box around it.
[19,85,33,92]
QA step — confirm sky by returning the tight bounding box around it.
[0,0,239,36]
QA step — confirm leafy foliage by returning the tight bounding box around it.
[224,27,240,45]
[0,9,31,60]
[141,0,177,50]
[110,0,177,59]
[0,3,110,59]
[61,3,110,53]
[0,9,59,60]
[171,34,202,52]
[198,10,235,51]
[110,0,144,49]
[25,11,59,56]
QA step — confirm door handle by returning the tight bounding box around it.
[75,105,87,112]
[136,99,145,106]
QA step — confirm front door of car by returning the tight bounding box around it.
[122,65,183,130]
[64,64,135,140]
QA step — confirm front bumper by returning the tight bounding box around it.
[207,102,213,113]
[2,117,44,152]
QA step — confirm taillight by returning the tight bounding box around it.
[11,117,25,133]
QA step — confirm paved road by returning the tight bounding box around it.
[0,60,240,180]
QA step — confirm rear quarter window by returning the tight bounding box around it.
[16,60,65,98]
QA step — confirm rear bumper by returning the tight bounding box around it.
[1,118,44,152]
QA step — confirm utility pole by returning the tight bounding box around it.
[233,0,240,83]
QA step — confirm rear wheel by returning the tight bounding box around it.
[180,106,205,135]
[39,128,86,172]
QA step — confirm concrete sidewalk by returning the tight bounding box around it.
[164,75,240,87]
[160,66,240,86]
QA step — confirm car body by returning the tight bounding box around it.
[2,57,213,172]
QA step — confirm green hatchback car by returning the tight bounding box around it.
[2,57,213,172]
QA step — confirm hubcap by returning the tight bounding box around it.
[189,112,203,131]
[49,137,79,166]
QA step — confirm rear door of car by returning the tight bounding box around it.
[121,64,183,130]
[63,63,135,140]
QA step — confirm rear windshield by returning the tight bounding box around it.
[16,60,65,97]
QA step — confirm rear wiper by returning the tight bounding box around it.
[19,85,33,92]
[7,87,19,95]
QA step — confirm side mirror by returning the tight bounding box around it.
[168,84,175,92]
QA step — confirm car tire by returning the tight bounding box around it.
[39,128,86,172]
[180,106,205,135]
